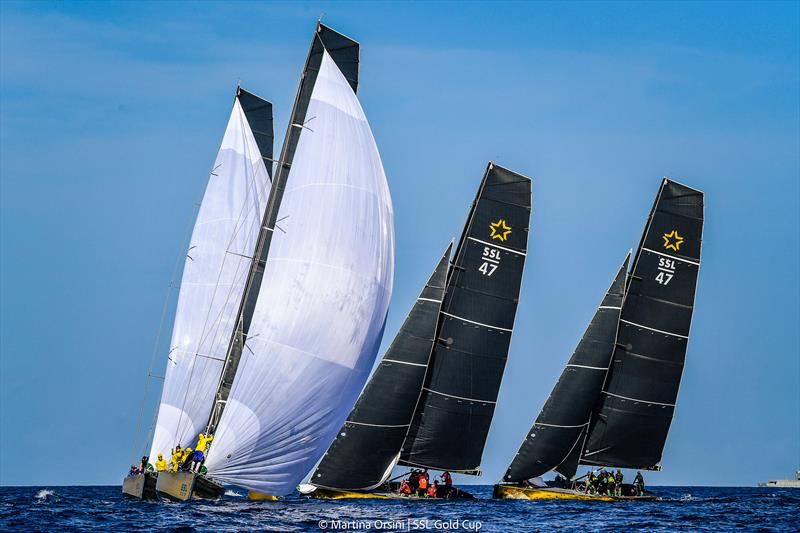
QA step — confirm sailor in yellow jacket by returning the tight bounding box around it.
[191,433,214,472]
[170,446,182,472]
[155,454,168,472]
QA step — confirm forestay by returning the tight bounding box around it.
[149,95,273,460]
[205,50,395,495]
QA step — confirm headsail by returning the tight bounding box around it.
[204,27,395,496]
[310,244,452,491]
[149,91,273,460]
[400,163,532,474]
[582,179,704,470]
[503,253,629,482]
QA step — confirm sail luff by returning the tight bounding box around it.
[399,162,532,474]
[309,244,452,491]
[502,253,629,482]
[581,178,704,470]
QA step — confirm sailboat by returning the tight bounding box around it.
[300,162,532,499]
[494,178,703,501]
[123,23,395,501]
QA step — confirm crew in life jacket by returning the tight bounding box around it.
[615,470,624,496]
[399,479,411,495]
[155,454,168,472]
[417,472,428,497]
[171,446,182,472]
[606,471,616,496]
[191,433,213,472]
[634,471,645,496]
[180,447,194,471]
[440,471,452,497]
[427,480,438,498]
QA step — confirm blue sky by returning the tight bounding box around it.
[1,1,797,487]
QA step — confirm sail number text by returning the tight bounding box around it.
[656,257,676,285]
[479,247,501,276]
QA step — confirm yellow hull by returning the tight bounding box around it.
[247,490,278,501]
[310,488,392,500]
[493,484,615,501]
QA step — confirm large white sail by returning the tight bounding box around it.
[205,50,395,495]
[149,98,271,460]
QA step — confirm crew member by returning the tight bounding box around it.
[634,471,645,496]
[606,470,616,496]
[399,479,411,495]
[427,480,438,499]
[180,447,194,471]
[615,470,624,496]
[128,465,138,477]
[417,472,428,497]
[171,445,182,472]
[140,456,149,474]
[441,471,452,497]
[155,454,168,472]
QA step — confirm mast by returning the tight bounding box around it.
[581,178,704,470]
[203,23,359,437]
[399,162,532,474]
[310,244,452,491]
[502,253,629,483]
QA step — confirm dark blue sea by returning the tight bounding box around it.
[1,485,798,532]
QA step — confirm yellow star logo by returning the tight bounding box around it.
[662,230,684,252]
[489,219,512,242]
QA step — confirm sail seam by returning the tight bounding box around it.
[566,364,607,370]
[466,237,526,256]
[440,311,512,332]
[619,319,688,339]
[641,247,700,266]
[382,359,427,367]
[346,421,409,428]
[417,298,443,303]
[597,306,621,310]
[534,422,589,429]
[422,387,496,404]
[603,391,676,407]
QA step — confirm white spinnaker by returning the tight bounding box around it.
[149,99,271,461]
[206,51,395,495]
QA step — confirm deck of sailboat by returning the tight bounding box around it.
[493,483,658,501]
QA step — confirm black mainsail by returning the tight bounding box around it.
[582,179,704,470]
[503,253,630,482]
[400,163,532,474]
[311,244,452,490]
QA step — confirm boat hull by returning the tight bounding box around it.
[306,485,474,500]
[492,483,657,501]
[155,471,224,501]
[122,472,157,499]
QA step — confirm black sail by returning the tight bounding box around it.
[503,253,629,482]
[310,244,452,490]
[400,162,532,474]
[582,178,704,470]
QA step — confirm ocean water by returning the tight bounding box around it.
[1,485,797,532]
